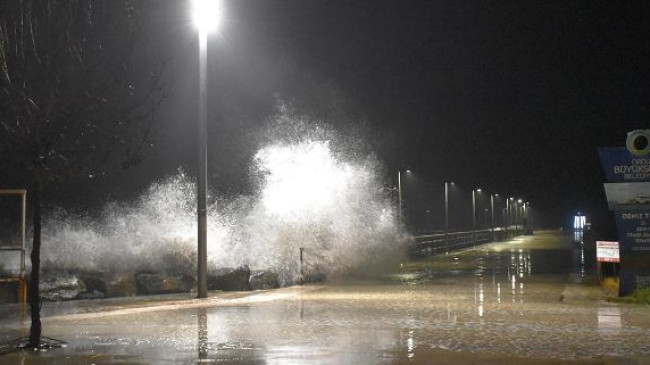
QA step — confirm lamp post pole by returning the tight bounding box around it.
[514,199,520,236]
[472,188,481,235]
[398,170,411,222]
[192,0,220,299]
[197,30,208,299]
[444,182,448,233]
[506,198,511,236]
[523,202,528,234]
[490,193,496,233]
[398,171,403,221]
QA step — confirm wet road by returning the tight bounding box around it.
[1,231,650,364]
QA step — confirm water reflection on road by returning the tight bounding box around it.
[2,231,650,364]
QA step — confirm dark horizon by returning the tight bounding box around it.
[3,0,650,238]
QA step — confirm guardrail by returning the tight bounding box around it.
[409,227,519,258]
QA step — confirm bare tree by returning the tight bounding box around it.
[0,0,168,347]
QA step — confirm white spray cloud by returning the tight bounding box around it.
[37,115,405,283]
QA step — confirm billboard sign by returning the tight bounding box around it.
[596,241,620,263]
[598,147,650,183]
[599,131,650,296]
[614,206,650,295]
[603,182,650,210]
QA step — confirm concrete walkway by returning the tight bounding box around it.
[1,231,648,364]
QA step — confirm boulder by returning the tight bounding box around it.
[77,271,108,299]
[105,273,137,298]
[277,271,326,287]
[302,272,327,284]
[249,271,279,290]
[40,271,84,301]
[77,289,106,300]
[135,273,194,295]
[208,265,251,291]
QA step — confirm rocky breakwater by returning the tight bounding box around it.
[29,266,321,302]
[208,265,252,291]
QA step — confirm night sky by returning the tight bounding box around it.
[10,1,650,235]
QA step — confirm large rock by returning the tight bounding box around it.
[77,289,105,300]
[276,271,326,287]
[249,271,279,290]
[135,273,194,295]
[105,273,137,298]
[40,271,84,301]
[77,271,108,299]
[302,272,327,284]
[208,266,251,291]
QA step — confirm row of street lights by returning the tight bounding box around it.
[399,171,532,235]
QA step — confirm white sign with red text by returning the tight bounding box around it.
[597,241,620,263]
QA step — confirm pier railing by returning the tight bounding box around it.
[409,227,519,258]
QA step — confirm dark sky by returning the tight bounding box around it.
[69,1,650,234]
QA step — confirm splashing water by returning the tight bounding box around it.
[38,117,405,283]
[257,141,355,220]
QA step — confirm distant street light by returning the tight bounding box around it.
[526,203,533,233]
[192,0,221,299]
[514,198,521,235]
[522,201,530,233]
[490,193,498,232]
[398,170,411,221]
[507,197,514,235]
[472,188,481,234]
[444,181,454,234]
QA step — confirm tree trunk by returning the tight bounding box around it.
[28,177,42,347]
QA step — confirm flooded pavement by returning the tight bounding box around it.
[1,231,650,364]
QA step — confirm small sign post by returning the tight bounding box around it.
[596,241,620,263]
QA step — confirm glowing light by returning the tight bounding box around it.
[192,0,222,33]
[574,215,586,230]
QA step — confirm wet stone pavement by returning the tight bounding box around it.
[1,231,650,364]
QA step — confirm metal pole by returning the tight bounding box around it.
[299,247,304,285]
[490,194,495,231]
[444,182,449,234]
[506,198,510,236]
[514,201,519,236]
[523,203,528,233]
[398,171,402,221]
[197,31,208,299]
[472,190,476,234]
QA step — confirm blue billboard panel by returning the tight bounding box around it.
[614,206,650,296]
[599,147,650,183]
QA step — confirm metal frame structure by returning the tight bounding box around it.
[0,189,27,304]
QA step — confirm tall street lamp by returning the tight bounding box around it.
[472,188,481,234]
[526,203,533,233]
[444,181,454,234]
[522,201,529,233]
[515,198,522,236]
[507,197,513,235]
[490,193,498,232]
[397,169,411,222]
[192,0,221,299]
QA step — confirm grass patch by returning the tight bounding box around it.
[609,287,650,305]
